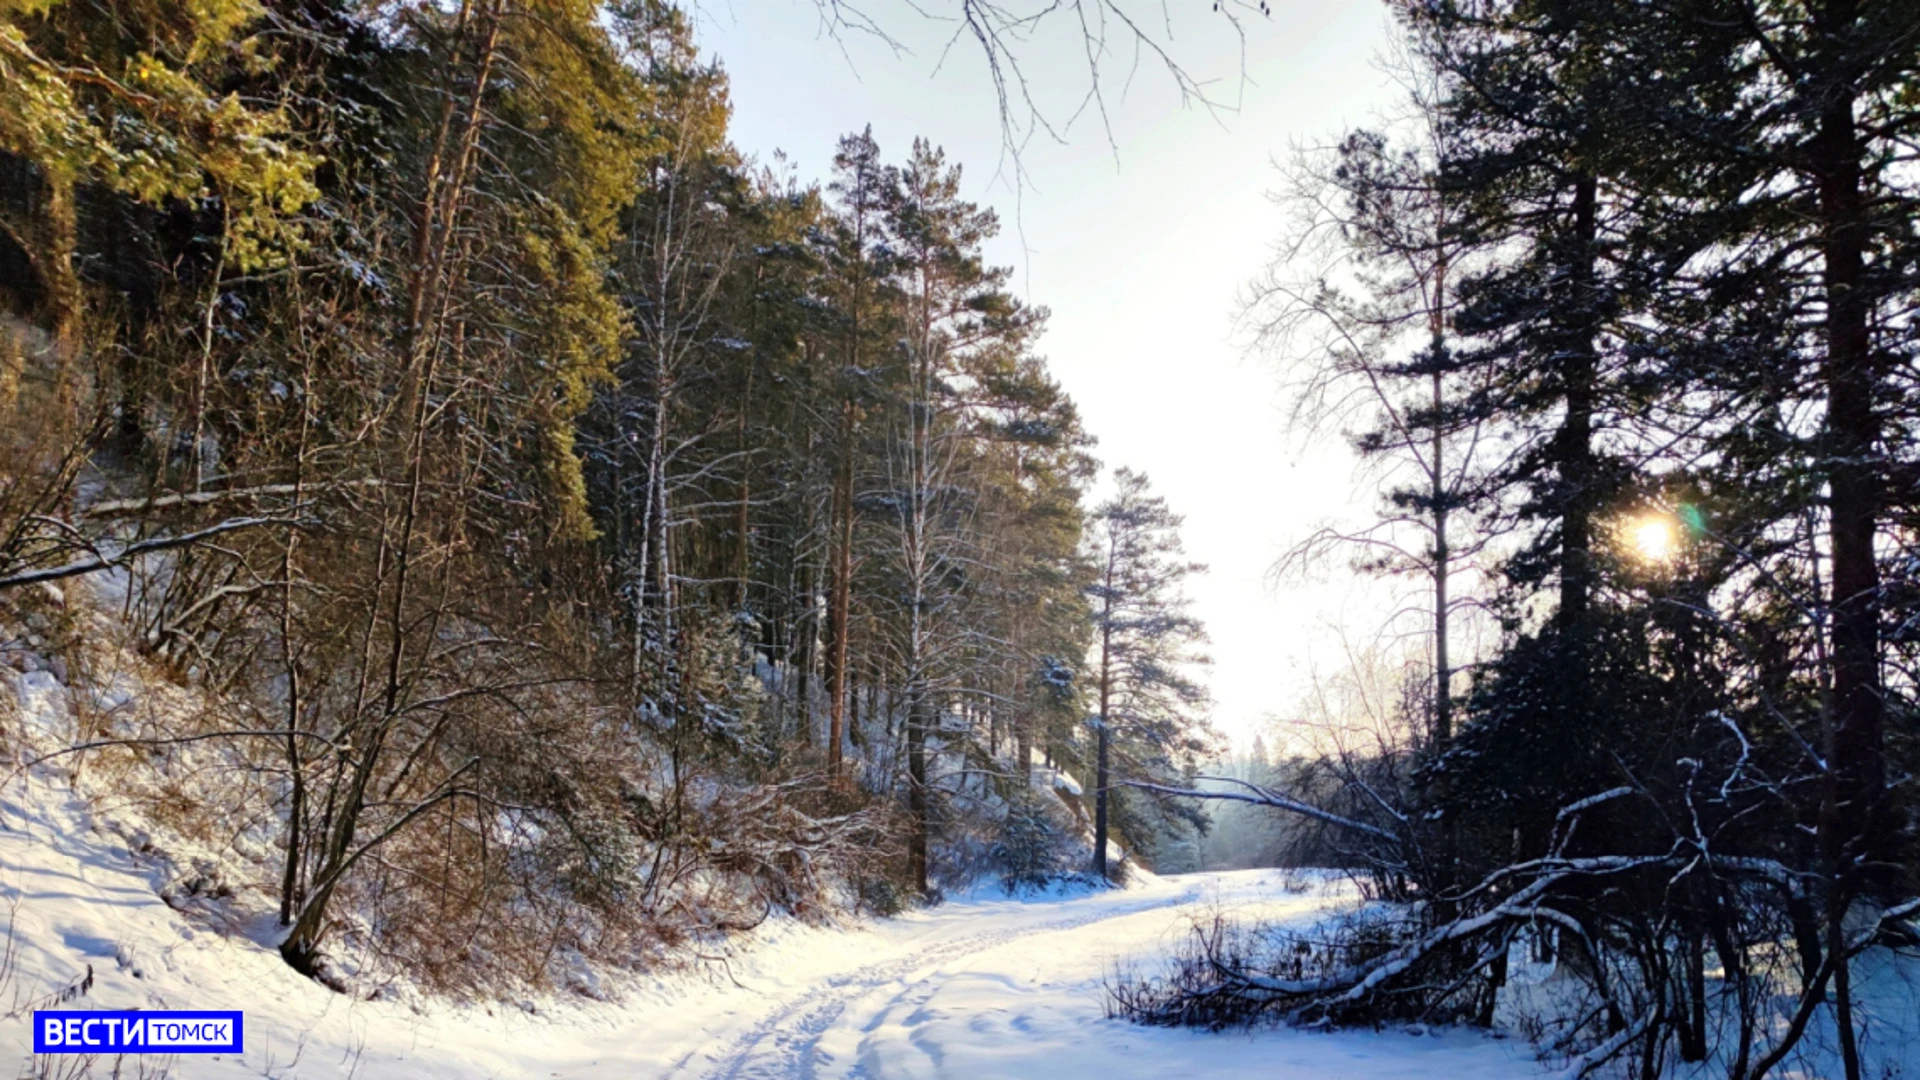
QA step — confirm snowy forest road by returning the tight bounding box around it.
[680,877,1218,1080]
[0,765,1544,1080]
[648,870,1546,1080]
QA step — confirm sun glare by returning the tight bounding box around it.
[1629,516,1679,564]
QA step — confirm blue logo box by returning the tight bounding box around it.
[34,1010,244,1054]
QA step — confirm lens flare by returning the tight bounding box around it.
[1629,516,1679,564]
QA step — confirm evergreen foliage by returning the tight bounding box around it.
[1086,469,1217,881]
[1119,4,1920,1077]
[0,0,1214,992]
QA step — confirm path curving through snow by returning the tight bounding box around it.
[683,878,1221,1080]
[0,748,1547,1080]
[652,870,1545,1080]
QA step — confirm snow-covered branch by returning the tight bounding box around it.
[1123,776,1398,842]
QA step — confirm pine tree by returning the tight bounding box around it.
[1085,469,1212,881]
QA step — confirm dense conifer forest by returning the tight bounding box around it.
[1117,4,1920,1077]
[0,0,1217,989]
[3,0,1919,1076]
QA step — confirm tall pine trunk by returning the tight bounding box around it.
[1092,547,1115,881]
[1556,171,1599,630]
[1811,0,1883,847]
[826,400,855,774]
[1808,10,1879,1076]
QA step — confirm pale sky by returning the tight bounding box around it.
[693,1,1409,746]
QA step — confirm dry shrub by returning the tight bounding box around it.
[1107,903,1414,1030]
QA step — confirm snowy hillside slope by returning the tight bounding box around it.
[0,579,1545,1079]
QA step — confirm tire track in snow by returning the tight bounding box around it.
[688,885,1206,1080]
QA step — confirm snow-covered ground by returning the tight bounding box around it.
[0,744,1550,1080]
[5,622,1914,1080]
[20,585,1905,1080]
